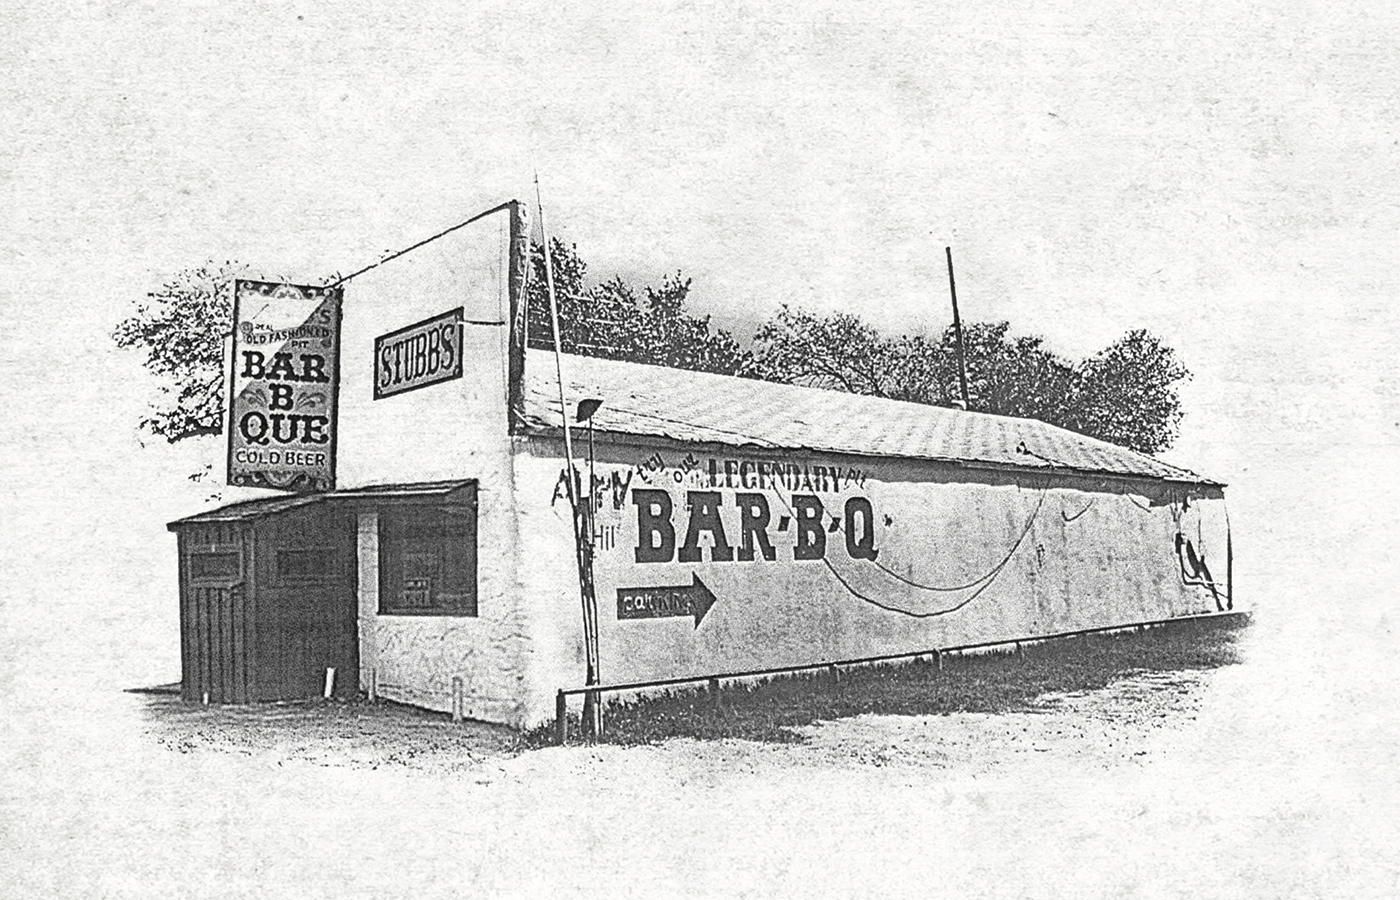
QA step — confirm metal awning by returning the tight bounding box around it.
[167,480,476,530]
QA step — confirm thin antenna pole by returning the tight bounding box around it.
[535,174,602,738]
[946,246,971,409]
[535,175,578,496]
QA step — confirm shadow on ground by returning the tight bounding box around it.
[556,614,1249,747]
[139,615,1248,766]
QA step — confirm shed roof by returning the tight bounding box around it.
[167,480,474,529]
[522,350,1214,485]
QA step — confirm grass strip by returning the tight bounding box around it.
[528,615,1249,747]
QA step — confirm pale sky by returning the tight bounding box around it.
[5,0,1398,577]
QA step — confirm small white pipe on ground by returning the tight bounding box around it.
[323,667,336,699]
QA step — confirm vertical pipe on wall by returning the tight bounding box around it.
[1225,504,1235,611]
[506,200,530,433]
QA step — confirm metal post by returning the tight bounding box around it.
[578,517,601,740]
[585,415,604,741]
[587,417,596,541]
[556,690,568,745]
[946,246,971,409]
[576,399,605,742]
[1226,508,1234,611]
[452,676,463,722]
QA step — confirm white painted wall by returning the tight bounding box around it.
[335,217,513,486]
[336,214,530,725]
[515,436,1234,727]
[316,212,1233,731]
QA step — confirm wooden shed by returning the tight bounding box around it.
[168,481,477,703]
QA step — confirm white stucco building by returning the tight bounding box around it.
[170,201,1234,728]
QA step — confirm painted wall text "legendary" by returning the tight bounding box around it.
[631,489,878,564]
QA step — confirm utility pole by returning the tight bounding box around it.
[946,246,971,410]
[536,175,602,740]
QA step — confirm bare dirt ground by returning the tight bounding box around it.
[138,664,1217,777]
[792,669,1212,772]
[141,694,523,774]
[11,603,1400,899]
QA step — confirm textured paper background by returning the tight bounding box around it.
[3,2,1397,896]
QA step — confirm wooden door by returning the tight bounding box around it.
[177,522,254,703]
[251,506,359,701]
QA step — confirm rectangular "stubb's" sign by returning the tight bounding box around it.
[374,308,464,400]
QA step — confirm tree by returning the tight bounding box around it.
[751,307,1189,454]
[949,322,1081,426]
[113,260,245,443]
[117,246,1190,456]
[525,238,754,376]
[117,243,754,442]
[749,308,1079,414]
[1067,329,1189,453]
[747,306,919,397]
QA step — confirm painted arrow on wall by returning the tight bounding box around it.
[616,575,719,628]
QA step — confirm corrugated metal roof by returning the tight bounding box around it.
[168,480,475,528]
[167,494,324,527]
[523,350,1214,485]
[331,480,474,499]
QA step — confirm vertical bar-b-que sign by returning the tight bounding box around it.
[227,279,342,492]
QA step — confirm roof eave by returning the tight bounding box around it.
[519,421,1222,488]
